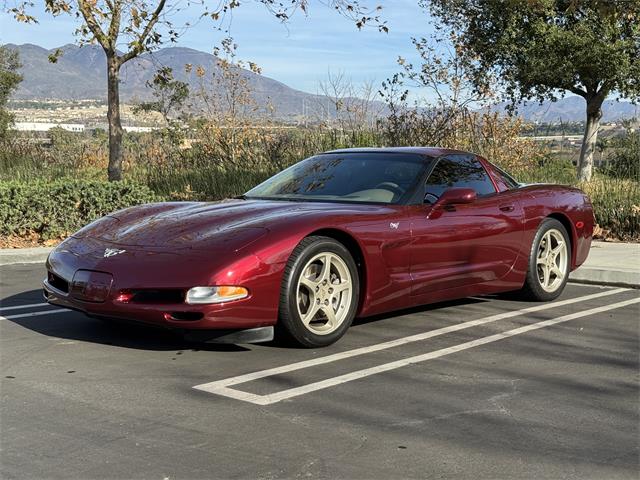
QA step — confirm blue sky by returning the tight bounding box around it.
[0,1,435,94]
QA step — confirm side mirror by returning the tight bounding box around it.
[426,188,476,219]
[437,187,477,206]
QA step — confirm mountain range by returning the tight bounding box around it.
[6,43,639,123]
[490,96,638,123]
[8,43,337,120]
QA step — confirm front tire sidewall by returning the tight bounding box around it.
[524,219,571,301]
[280,237,359,348]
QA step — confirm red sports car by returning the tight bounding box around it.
[44,148,593,347]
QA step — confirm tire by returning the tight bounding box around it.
[518,218,571,301]
[277,236,360,348]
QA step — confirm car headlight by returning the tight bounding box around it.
[185,286,249,304]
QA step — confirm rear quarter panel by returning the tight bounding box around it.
[517,184,594,270]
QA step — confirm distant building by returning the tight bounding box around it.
[123,126,157,133]
[89,123,158,133]
[13,122,85,133]
[12,122,159,134]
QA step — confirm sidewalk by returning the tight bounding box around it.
[0,247,53,267]
[1,241,638,288]
[570,241,640,288]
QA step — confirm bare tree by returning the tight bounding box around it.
[317,70,383,130]
[379,32,494,147]
[7,0,386,180]
[194,39,262,164]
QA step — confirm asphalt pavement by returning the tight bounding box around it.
[1,262,639,479]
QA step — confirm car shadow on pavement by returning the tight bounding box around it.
[3,290,490,352]
[352,297,489,328]
[2,289,251,352]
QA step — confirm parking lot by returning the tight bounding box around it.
[1,262,639,479]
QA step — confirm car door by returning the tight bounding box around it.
[409,154,524,296]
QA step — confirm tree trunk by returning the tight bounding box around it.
[106,54,124,181]
[577,94,605,182]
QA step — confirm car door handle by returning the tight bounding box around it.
[499,204,515,212]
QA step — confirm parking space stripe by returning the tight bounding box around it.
[196,295,640,405]
[0,309,68,320]
[0,302,49,312]
[194,287,628,392]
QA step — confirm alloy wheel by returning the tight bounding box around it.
[536,228,568,293]
[296,252,353,335]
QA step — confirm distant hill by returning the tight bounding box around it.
[489,96,638,123]
[6,43,639,123]
[7,43,343,120]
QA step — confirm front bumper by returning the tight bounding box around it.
[43,237,281,336]
[43,279,275,343]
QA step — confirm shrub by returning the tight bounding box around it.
[602,130,640,180]
[510,159,640,241]
[0,179,158,240]
[1,124,638,242]
[581,176,640,241]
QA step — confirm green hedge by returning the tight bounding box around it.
[0,180,158,240]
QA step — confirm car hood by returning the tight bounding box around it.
[73,199,315,251]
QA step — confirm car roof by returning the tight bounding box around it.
[322,146,472,158]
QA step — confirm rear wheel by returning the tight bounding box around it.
[518,218,571,301]
[278,236,359,348]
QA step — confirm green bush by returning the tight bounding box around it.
[582,176,640,241]
[602,131,640,180]
[0,179,158,240]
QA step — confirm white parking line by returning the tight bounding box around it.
[0,309,68,320]
[0,302,49,312]
[194,287,628,396]
[193,298,640,405]
[195,295,640,405]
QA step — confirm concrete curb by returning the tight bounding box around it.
[0,247,53,266]
[569,268,640,289]
[569,241,640,289]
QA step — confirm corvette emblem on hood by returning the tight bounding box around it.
[103,248,126,258]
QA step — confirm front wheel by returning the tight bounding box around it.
[278,236,359,348]
[518,218,571,301]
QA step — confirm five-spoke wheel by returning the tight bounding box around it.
[279,236,359,347]
[536,228,568,293]
[519,218,571,301]
[296,252,353,335]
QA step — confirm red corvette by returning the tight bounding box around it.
[44,148,593,347]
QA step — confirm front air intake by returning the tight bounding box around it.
[47,271,69,293]
[164,311,204,322]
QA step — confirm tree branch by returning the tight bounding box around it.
[598,79,614,97]
[107,0,122,52]
[568,85,588,97]
[77,0,109,48]
[119,0,167,63]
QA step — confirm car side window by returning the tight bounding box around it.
[424,155,497,204]
[491,162,521,189]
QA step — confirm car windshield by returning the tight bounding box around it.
[245,153,430,204]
